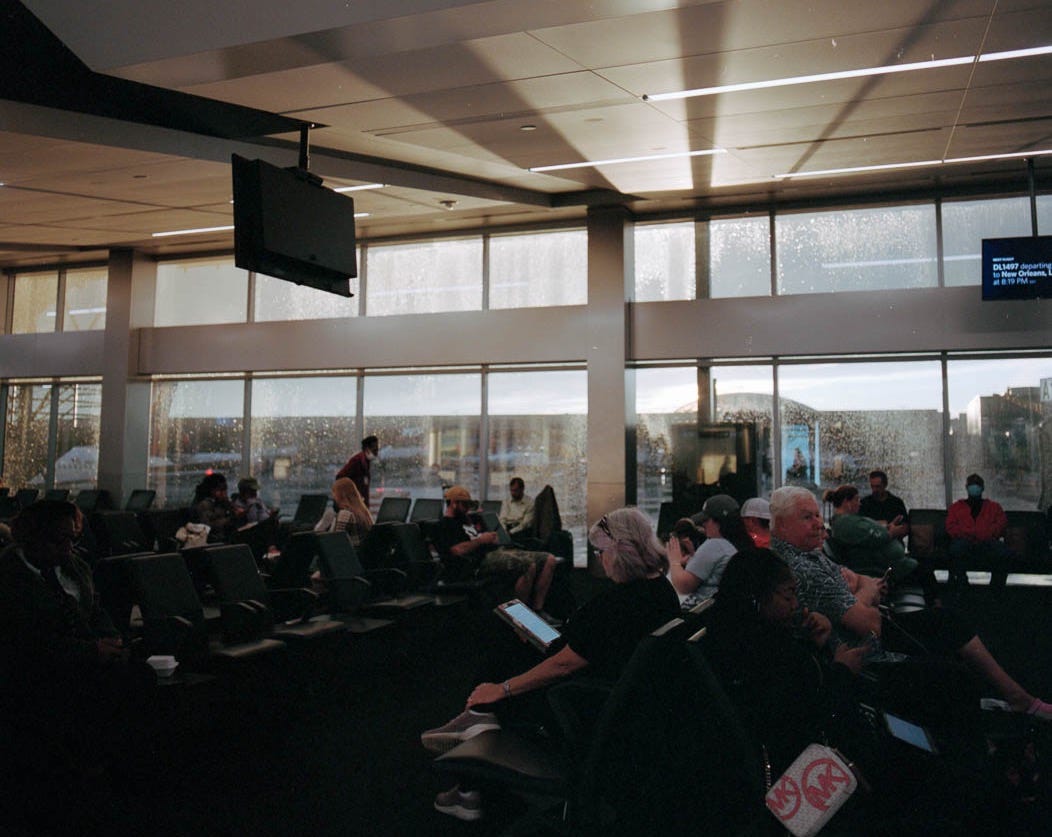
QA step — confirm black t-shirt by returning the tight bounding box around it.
[561,575,679,682]
[859,492,908,525]
[433,514,476,558]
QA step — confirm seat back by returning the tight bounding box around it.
[533,485,562,542]
[375,496,411,524]
[292,493,330,526]
[138,507,190,552]
[74,488,113,513]
[313,531,365,579]
[0,496,19,521]
[576,636,764,833]
[14,488,40,508]
[232,516,279,563]
[268,531,318,588]
[125,489,156,511]
[409,497,444,523]
[43,488,70,502]
[206,544,276,642]
[481,499,502,516]
[907,508,948,562]
[90,510,151,557]
[127,552,208,658]
[312,532,372,611]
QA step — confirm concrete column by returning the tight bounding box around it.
[586,205,633,573]
[97,249,156,505]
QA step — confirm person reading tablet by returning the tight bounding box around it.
[421,506,679,822]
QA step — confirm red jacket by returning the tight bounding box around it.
[945,498,1006,542]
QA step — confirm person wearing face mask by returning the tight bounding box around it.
[336,435,379,507]
[945,473,1009,587]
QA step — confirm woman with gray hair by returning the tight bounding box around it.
[422,506,678,822]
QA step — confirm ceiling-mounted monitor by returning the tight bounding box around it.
[981,235,1052,301]
[232,154,357,297]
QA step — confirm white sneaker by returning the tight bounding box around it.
[421,709,500,752]
[434,785,482,821]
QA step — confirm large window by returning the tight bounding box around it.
[634,221,695,301]
[946,356,1052,511]
[635,367,699,520]
[249,376,357,515]
[941,197,1033,287]
[487,369,587,547]
[62,267,108,331]
[777,204,937,294]
[710,217,771,298]
[489,230,587,309]
[3,383,52,487]
[366,239,483,315]
[54,382,102,490]
[155,257,249,326]
[11,272,59,334]
[148,379,245,507]
[711,365,775,497]
[363,373,481,499]
[776,360,945,508]
[253,272,358,322]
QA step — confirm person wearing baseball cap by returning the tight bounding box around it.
[433,485,557,613]
[670,494,754,609]
[740,497,772,548]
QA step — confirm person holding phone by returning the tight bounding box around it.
[421,506,679,822]
[824,484,919,584]
[859,470,910,540]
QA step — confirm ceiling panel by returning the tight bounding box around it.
[2,0,1051,268]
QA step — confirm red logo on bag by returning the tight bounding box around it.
[801,758,852,811]
[766,775,801,821]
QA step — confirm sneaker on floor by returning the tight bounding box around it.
[421,709,500,752]
[434,786,482,821]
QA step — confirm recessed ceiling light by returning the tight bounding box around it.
[520,124,537,132]
[151,225,234,238]
[529,147,724,172]
[773,148,1052,179]
[643,44,1052,101]
[332,183,384,193]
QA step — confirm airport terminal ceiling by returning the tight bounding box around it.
[2,0,1052,267]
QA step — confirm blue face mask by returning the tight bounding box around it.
[967,484,983,499]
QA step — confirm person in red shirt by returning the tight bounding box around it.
[945,473,1010,587]
[335,435,379,505]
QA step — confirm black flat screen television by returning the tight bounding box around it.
[232,154,357,297]
[981,235,1052,301]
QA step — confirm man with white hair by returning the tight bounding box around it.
[769,485,1052,720]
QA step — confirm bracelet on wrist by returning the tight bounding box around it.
[502,680,512,698]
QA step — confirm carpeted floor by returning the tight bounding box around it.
[4,572,1052,836]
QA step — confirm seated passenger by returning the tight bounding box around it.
[740,497,772,548]
[498,476,535,539]
[705,548,864,775]
[421,506,678,821]
[706,549,1008,834]
[189,473,237,542]
[432,485,557,612]
[314,477,373,549]
[232,476,276,524]
[859,469,909,540]
[769,485,1052,720]
[945,473,1010,586]
[0,501,156,788]
[667,494,752,609]
[824,484,917,583]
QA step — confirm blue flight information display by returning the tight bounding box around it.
[982,235,1052,300]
